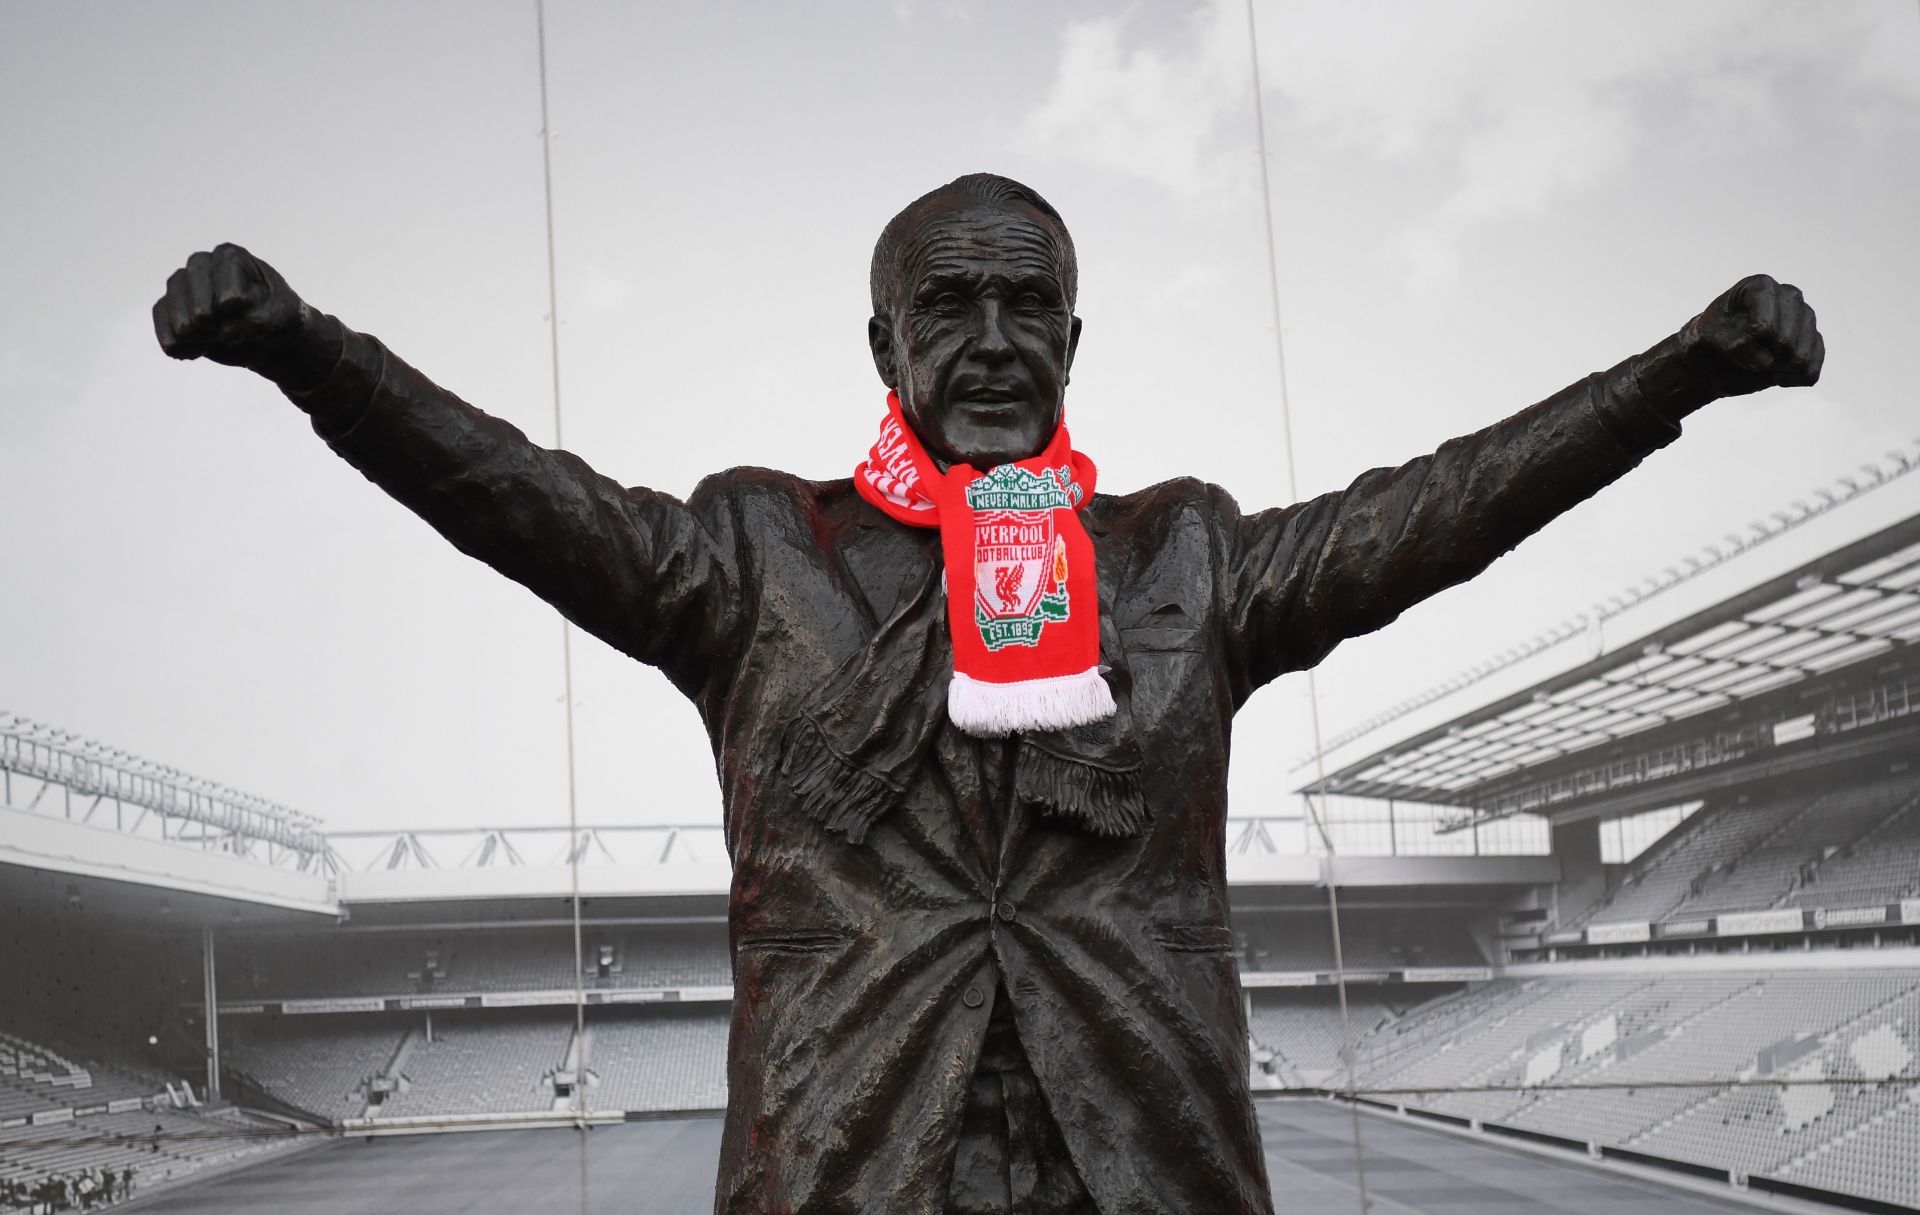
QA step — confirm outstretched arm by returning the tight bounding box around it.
[1220,275,1823,697]
[154,244,747,699]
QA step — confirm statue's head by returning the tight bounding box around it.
[868,174,1081,471]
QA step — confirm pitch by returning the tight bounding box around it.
[123,1099,1770,1214]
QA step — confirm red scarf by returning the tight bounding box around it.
[854,391,1113,736]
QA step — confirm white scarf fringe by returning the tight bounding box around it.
[947,667,1116,737]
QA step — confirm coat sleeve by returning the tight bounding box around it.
[1214,361,1685,701]
[282,323,749,700]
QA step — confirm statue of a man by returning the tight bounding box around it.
[155,174,1821,1214]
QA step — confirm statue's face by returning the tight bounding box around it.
[869,202,1081,471]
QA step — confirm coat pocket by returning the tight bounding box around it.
[1150,922,1235,954]
[734,930,851,956]
[1120,624,1206,654]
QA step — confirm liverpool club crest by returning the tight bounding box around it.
[965,465,1084,650]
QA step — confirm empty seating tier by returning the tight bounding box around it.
[222,1018,407,1123]
[0,1108,299,1201]
[216,925,732,1000]
[1236,911,1486,974]
[1581,794,1809,926]
[582,1008,730,1114]
[1668,778,1920,921]
[1259,969,1920,1211]
[1784,780,1920,909]
[377,1014,573,1118]
[1576,775,1920,929]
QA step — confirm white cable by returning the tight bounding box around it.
[1242,2,1372,1207]
[533,0,591,1157]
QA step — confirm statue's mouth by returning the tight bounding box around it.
[954,384,1024,407]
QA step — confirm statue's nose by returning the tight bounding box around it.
[970,301,1016,364]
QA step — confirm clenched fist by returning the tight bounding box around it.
[1681,274,1824,398]
[153,244,336,388]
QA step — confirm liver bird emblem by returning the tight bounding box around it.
[994,564,1025,612]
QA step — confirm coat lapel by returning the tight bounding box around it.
[837,508,938,629]
[832,500,1005,875]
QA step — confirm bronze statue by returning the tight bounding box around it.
[155,174,1821,1214]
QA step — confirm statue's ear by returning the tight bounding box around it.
[867,316,898,389]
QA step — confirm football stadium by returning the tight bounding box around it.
[3,496,1917,1214]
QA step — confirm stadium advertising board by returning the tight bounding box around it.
[281,997,386,1014]
[1715,908,1807,936]
[1656,920,1712,938]
[1903,898,1920,924]
[1811,906,1887,929]
[1542,930,1584,945]
[480,991,573,1008]
[1246,969,1486,986]
[105,1099,142,1114]
[1402,967,1493,983]
[221,989,733,1015]
[1585,921,1651,945]
[29,1108,75,1126]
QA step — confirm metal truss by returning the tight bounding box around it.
[1302,438,1920,769]
[0,713,327,866]
[2,710,1321,879]
[323,817,1313,874]
[1307,507,1920,821]
[319,824,732,873]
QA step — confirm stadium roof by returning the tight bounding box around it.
[0,712,328,854]
[1302,512,1920,807]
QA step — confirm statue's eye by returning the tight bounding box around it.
[921,291,965,316]
[1013,292,1046,313]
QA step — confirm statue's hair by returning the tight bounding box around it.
[869,173,1078,322]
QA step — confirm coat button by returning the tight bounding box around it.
[995,901,1017,923]
[962,985,985,1009]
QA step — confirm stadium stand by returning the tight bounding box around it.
[0,1029,172,1122]
[1573,775,1920,929]
[216,925,732,1000]
[588,928,731,989]
[1781,1098,1920,1209]
[0,1083,54,1123]
[1629,982,1920,1177]
[1782,778,1920,909]
[378,1014,573,1118]
[0,1107,297,1204]
[1268,969,1920,1210]
[1503,975,1911,1143]
[1236,912,1487,973]
[0,1032,90,1094]
[1246,989,1409,1079]
[583,1008,730,1114]
[220,935,443,1000]
[1664,776,1920,921]
[1577,795,1808,926]
[1365,977,1658,1118]
[434,933,581,995]
[222,1018,407,1123]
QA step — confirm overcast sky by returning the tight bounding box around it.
[3,0,1916,838]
